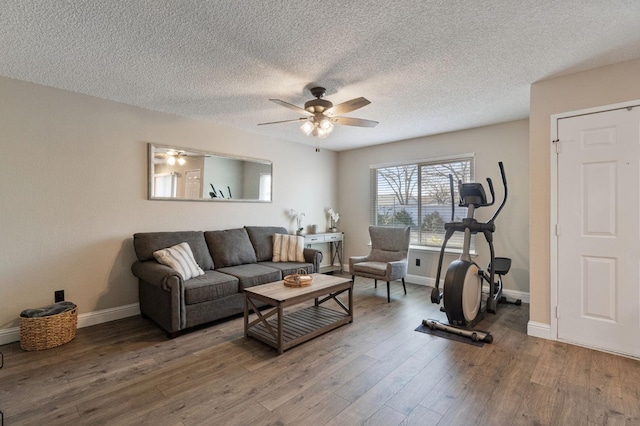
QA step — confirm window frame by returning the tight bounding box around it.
[369,154,475,251]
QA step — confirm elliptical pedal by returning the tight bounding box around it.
[422,319,493,344]
[499,296,522,306]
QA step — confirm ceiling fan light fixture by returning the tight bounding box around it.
[317,127,330,139]
[167,156,176,166]
[177,156,186,166]
[300,120,315,136]
[319,118,334,132]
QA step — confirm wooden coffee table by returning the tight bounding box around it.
[243,273,353,354]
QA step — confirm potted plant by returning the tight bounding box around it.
[327,208,340,232]
[289,209,306,235]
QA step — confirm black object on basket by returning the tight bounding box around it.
[20,302,77,351]
[20,301,75,318]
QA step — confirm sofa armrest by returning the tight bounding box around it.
[131,260,183,292]
[132,260,186,334]
[303,248,323,273]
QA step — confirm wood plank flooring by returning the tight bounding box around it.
[2,276,640,425]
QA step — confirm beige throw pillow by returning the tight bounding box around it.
[153,242,204,280]
[272,234,305,263]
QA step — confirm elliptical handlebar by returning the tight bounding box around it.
[488,162,507,224]
[486,177,495,206]
[449,174,455,221]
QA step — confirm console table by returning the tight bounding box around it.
[304,232,344,273]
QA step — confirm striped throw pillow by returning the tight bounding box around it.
[272,234,305,263]
[153,242,205,280]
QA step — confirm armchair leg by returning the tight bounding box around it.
[352,275,355,283]
[387,282,390,303]
[402,278,407,295]
[374,279,377,288]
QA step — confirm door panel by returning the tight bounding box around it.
[582,162,616,235]
[557,106,640,357]
[581,256,616,322]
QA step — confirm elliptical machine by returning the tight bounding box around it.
[424,162,512,343]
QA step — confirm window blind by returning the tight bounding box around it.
[370,156,474,249]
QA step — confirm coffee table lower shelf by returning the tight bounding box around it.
[246,305,350,353]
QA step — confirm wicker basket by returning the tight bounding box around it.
[20,306,77,351]
[284,269,313,287]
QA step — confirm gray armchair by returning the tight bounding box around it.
[349,226,411,303]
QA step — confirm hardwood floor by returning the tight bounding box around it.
[1,276,639,425]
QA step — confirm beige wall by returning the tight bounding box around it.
[337,119,530,295]
[529,58,640,325]
[0,76,338,331]
[6,56,637,338]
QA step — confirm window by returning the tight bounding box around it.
[370,156,474,249]
[153,172,177,198]
[259,173,271,201]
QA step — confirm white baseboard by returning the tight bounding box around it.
[406,273,434,287]
[405,274,530,304]
[527,321,552,339]
[0,303,140,346]
[0,327,19,346]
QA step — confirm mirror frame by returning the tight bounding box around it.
[148,143,272,202]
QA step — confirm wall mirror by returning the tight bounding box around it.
[148,143,272,202]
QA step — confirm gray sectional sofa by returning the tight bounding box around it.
[131,226,322,338]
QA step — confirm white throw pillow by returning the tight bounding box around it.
[272,234,305,263]
[153,242,204,280]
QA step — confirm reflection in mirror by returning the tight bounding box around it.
[148,143,272,202]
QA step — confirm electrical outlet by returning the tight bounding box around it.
[415,258,421,267]
[54,290,64,302]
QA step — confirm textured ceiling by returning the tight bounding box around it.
[2,1,640,151]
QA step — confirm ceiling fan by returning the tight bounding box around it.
[258,86,378,140]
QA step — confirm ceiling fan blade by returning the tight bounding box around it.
[257,118,306,126]
[269,99,313,116]
[331,116,379,128]
[324,97,370,116]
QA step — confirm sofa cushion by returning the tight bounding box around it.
[258,261,314,276]
[133,231,215,270]
[272,233,305,262]
[183,271,240,305]
[245,226,288,262]
[216,263,282,290]
[153,242,205,280]
[205,228,257,268]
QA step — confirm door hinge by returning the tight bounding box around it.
[555,306,560,319]
[555,224,560,236]
[553,139,561,154]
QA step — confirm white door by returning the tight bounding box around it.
[185,169,201,199]
[557,106,640,357]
